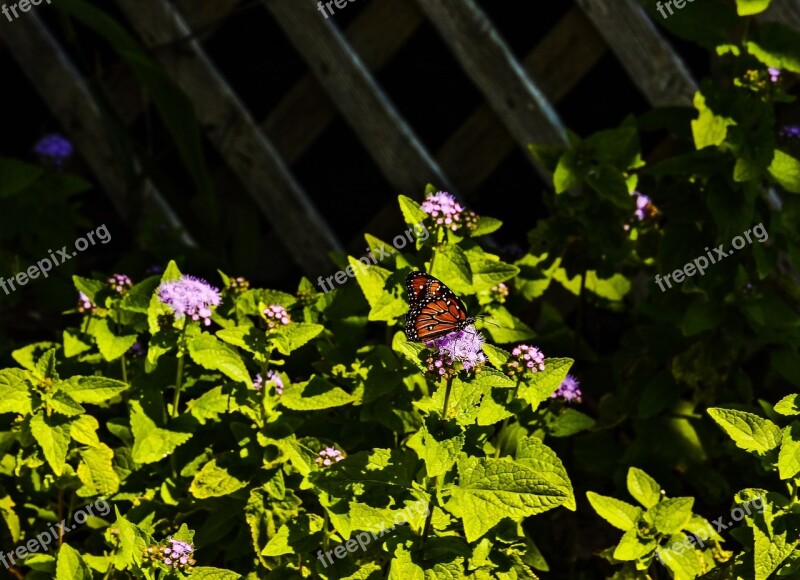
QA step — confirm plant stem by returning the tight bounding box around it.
[494,377,523,458]
[171,323,189,419]
[421,377,454,550]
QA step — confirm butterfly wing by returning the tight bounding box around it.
[404,272,473,341]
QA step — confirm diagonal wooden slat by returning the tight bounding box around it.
[574,0,697,107]
[114,0,343,275]
[757,0,800,30]
[437,7,606,193]
[414,0,570,170]
[262,0,453,195]
[0,13,196,247]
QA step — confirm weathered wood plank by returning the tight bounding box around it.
[263,0,453,194]
[263,0,424,164]
[414,0,569,168]
[0,13,195,247]
[437,7,606,192]
[114,0,343,274]
[574,0,697,107]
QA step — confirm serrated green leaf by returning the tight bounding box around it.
[70,415,101,447]
[547,408,595,437]
[0,494,20,543]
[516,358,573,410]
[447,457,567,542]
[691,92,735,150]
[30,413,71,476]
[778,425,800,480]
[72,276,105,303]
[0,369,32,416]
[516,436,575,511]
[775,394,800,416]
[586,492,641,531]
[271,323,324,355]
[91,318,137,362]
[407,423,464,478]
[279,376,354,410]
[56,543,92,580]
[188,333,249,385]
[49,390,86,416]
[753,515,794,580]
[397,195,428,229]
[65,376,129,404]
[707,408,781,454]
[735,0,770,15]
[656,534,703,580]
[189,568,242,579]
[768,150,800,193]
[627,467,662,508]
[649,497,693,535]
[430,245,472,295]
[613,527,657,561]
[130,401,192,464]
[190,457,248,499]
[77,443,120,497]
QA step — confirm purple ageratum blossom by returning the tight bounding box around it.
[108,274,132,294]
[490,282,509,303]
[77,291,95,313]
[127,341,145,357]
[552,374,582,403]
[768,67,781,83]
[33,134,74,166]
[632,191,653,222]
[164,539,195,568]
[157,275,221,327]
[263,304,291,329]
[780,125,800,139]
[316,446,345,467]
[253,371,284,395]
[421,191,467,232]
[506,344,545,377]
[427,325,487,372]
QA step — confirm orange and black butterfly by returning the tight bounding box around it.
[404,271,475,342]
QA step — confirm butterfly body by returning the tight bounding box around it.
[404,271,475,342]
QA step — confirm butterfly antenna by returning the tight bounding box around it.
[475,313,500,329]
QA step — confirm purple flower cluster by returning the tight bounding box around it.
[506,344,545,377]
[157,275,221,327]
[33,134,73,166]
[229,276,250,293]
[263,304,291,329]
[316,446,345,467]
[632,191,654,222]
[127,341,145,357]
[253,370,284,395]
[108,274,132,294]
[426,325,487,376]
[768,67,781,83]
[490,282,509,303]
[780,125,800,139]
[144,538,196,572]
[421,191,477,232]
[77,291,95,313]
[552,374,582,403]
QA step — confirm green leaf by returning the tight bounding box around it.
[656,534,703,579]
[430,245,472,295]
[271,323,324,356]
[190,457,249,499]
[516,358,573,410]
[0,156,44,198]
[56,543,92,580]
[649,497,693,535]
[446,457,567,542]
[49,390,86,417]
[585,164,630,208]
[397,195,428,228]
[120,276,160,313]
[279,376,354,411]
[735,0,771,15]
[547,408,595,437]
[91,318,138,362]
[0,369,32,416]
[188,334,249,385]
[627,467,662,508]
[768,150,800,193]
[261,514,324,557]
[746,24,800,73]
[775,394,800,416]
[516,436,576,511]
[613,527,657,561]
[778,425,800,480]
[63,329,91,358]
[407,423,464,478]
[0,494,21,543]
[130,401,192,464]
[72,276,105,303]
[469,216,503,237]
[189,568,243,580]
[554,151,580,193]
[77,444,120,497]
[586,492,642,531]
[691,92,735,150]
[707,407,782,455]
[30,413,71,476]
[65,376,129,404]
[70,415,101,448]
[753,515,795,580]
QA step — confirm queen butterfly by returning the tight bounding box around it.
[404,271,475,342]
